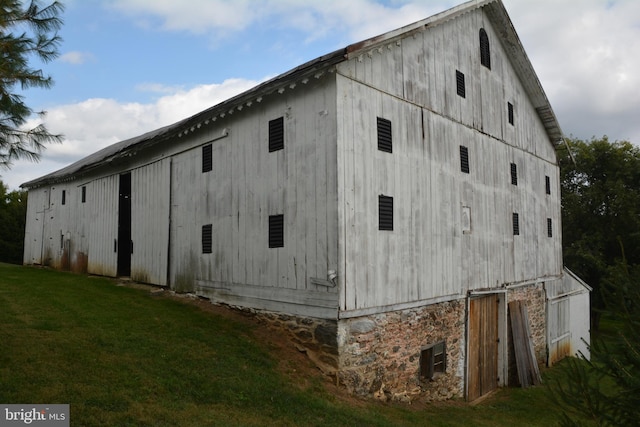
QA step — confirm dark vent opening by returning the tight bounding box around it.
[377,117,392,153]
[547,218,553,238]
[511,163,518,186]
[480,28,491,69]
[202,144,213,173]
[269,214,284,248]
[508,102,514,125]
[269,117,284,152]
[513,212,520,236]
[81,186,86,203]
[61,190,66,205]
[545,175,551,195]
[379,195,394,231]
[202,224,212,254]
[460,146,470,174]
[456,70,466,98]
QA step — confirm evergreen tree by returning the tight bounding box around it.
[0,0,64,168]
[0,179,27,263]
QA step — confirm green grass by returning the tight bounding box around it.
[0,263,570,426]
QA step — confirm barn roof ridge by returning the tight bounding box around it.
[22,0,562,189]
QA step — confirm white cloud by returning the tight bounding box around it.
[5,78,260,190]
[59,51,94,65]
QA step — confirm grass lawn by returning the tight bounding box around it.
[0,263,571,426]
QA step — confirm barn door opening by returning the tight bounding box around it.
[467,294,500,401]
[117,172,132,277]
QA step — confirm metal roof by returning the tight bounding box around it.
[22,0,563,189]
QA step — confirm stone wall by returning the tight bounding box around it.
[337,299,466,402]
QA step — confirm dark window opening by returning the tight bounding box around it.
[545,176,551,195]
[420,341,446,381]
[479,28,491,69]
[379,195,394,231]
[269,214,284,248]
[511,163,518,186]
[508,102,514,125]
[81,186,86,203]
[202,224,213,254]
[377,117,392,153]
[269,117,284,152]
[513,212,520,236]
[547,218,553,238]
[202,144,212,173]
[460,145,470,174]
[61,190,66,205]
[456,70,466,98]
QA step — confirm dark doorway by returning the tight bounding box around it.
[117,172,132,276]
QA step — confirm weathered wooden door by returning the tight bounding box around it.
[468,295,500,401]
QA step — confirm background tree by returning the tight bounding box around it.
[0,179,26,264]
[1,0,64,168]
[557,136,640,328]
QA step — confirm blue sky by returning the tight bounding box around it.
[3,0,640,190]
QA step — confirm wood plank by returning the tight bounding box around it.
[508,300,541,387]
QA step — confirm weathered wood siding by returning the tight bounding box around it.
[169,78,340,317]
[130,159,171,285]
[86,174,119,277]
[23,187,49,265]
[336,6,562,312]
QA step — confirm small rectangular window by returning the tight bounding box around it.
[460,146,470,174]
[420,341,446,380]
[508,102,514,125]
[81,186,86,203]
[456,70,466,98]
[547,218,553,238]
[61,190,66,205]
[269,214,284,248]
[202,144,213,173]
[511,163,518,186]
[378,195,394,231]
[513,212,520,236]
[545,176,551,195]
[269,117,284,152]
[202,224,212,254]
[377,117,392,153]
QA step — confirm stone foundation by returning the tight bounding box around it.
[338,299,466,402]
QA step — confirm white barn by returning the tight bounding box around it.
[22,0,589,401]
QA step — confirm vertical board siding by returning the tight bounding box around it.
[336,5,561,312]
[131,158,170,285]
[87,175,119,277]
[170,79,339,306]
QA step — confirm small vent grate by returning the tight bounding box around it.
[377,117,392,153]
[269,117,284,152]
[508,102,514,125]
[269,214,284,248]
[513,213,520,236]
[81,186,86,203]
[379,195,394,231]
[460,146,470,174]
[511,163,518,186]
[202,144,212,173]
[61,190,66,205]
[545,176,551,195]
[547,218,553,238]
[480,28,491,69]
[456,70,466,98]
[202,224,212,254]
